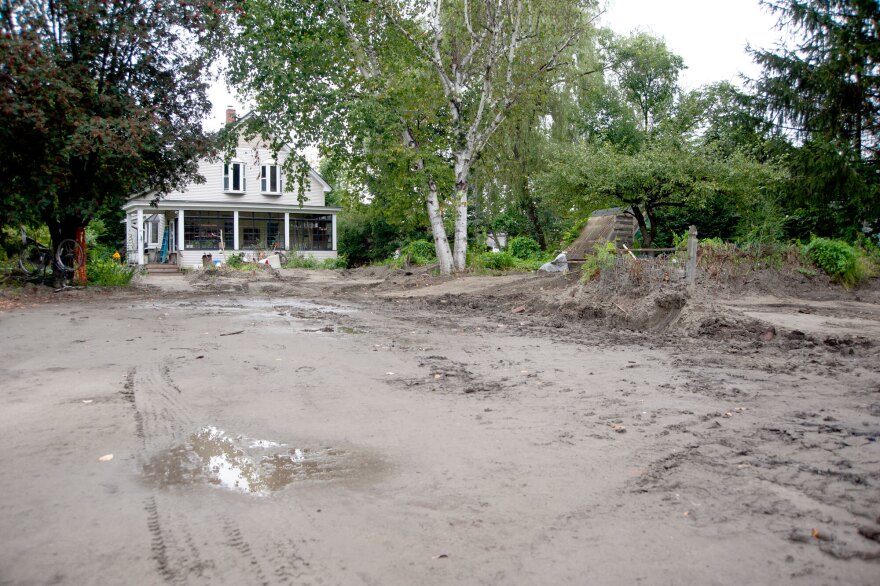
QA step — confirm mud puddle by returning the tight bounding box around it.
[143,427,381,495]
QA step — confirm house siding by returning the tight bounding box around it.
[159,140,327,208]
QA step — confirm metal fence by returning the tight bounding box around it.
[597,251,689,293]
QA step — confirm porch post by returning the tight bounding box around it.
[125,215,131,263]
[332,214,337,251]
[178,210,185,252]
[233,210,240,251]
[136,208,145,266]
[284,212,290,250]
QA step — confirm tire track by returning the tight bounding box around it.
[127,362,316,584]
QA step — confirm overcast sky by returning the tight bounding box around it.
[601,0,782,90]
[206,0,786,129]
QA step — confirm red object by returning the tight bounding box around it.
[76,226,87,285]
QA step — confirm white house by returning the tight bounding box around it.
[123,110,340,268]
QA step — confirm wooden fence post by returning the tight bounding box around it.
[686,225,698,292]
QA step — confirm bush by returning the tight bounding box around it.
[87,257,135,286]
[320,256,348,269]
[473,251,516,270]
[284,255,320,269]
[400,240,437,265]
[226,253,245,269]
[580,242,617,282]
[804,237,864,287]
[508,236,542,260]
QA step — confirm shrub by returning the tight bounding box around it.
[804,237,864,287]
[320,256,348,269]
[473,251,516,270]
[284,255,319,269]
[400,240,437,265]
[508,236,542,260]
[226,253,245,269]
[580,242,617,282]
[87,257,135,286]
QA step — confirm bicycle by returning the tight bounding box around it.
[19,229,85,281]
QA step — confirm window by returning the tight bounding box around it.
[290,214,332,251]
[223,162,246,192]
[238,212,285,249]
[242,227,261,248]
[261,164,282,194]
[184,211,234,250]
[145,220,160,247]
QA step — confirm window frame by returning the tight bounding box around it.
[223,161,246,193]
[260,163,283,195]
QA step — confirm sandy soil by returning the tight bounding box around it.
[1,268,878,585]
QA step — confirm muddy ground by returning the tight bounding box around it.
[1,267,879,585]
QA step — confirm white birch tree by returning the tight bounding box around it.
[383,0,597,269]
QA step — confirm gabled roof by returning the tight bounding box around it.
[225,111,330,193]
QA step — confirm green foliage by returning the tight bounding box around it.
[803,237,865,287]
[580,242,617,282]
[0,0,219,247]
[652,193,741,248]
[751,0,879,156]
[543,140,782,248]
[400,240,437,265]
[283,255,320,269]
[749,1,880,237]
[609,32,686,134]
[507,236,542,260]
[337,210,410,267]
[226,254,245,269]
[320,256,348,270]
[86,255,135,287]
[472,251,516,271]
[699,237,725,248]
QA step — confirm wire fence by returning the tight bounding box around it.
[597,251,689,293]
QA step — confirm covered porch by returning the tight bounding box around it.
[123,202,340,268]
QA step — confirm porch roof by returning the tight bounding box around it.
[122,199,341,214]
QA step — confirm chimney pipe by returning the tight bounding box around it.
[225,107,237,125]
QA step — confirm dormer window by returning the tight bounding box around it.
[261,164,282,194]
[224,161,245,193]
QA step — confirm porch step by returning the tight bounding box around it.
[145,264,180,275]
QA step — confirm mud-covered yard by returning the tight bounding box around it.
[1,268,878,585]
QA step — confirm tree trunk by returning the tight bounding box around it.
[452,154,470,271]
[426,179,454,274]
[644,205,658,249]
[629,206,652,248]
[402,126,454,274]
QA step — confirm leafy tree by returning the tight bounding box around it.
[540,139,784,247]
[383,0,596,270]
[608,32,685,135]
[0,0,220,251]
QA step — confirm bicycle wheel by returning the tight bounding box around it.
[19,243,45,275]
[56,239,85,272]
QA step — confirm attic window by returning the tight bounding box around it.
[224,162,245,193]
[261,164,282,194]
